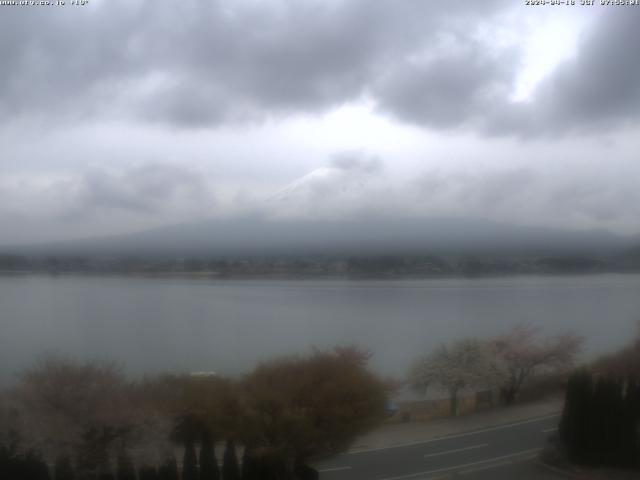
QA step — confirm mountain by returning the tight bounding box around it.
[5,215,635,259]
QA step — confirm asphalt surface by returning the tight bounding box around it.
[316,414,564,480]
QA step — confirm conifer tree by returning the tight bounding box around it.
[158,456,179,480]
[116,452,136,480]
[240,446,260,480]
[0,446,10,479]
[23,450,51,480]
[138,465,158,480]
[590,376,609,464]
[561,370,640,469]
[608,377,626,466]
[622,377,640,467]
[54,455,75,480]
[199,432,219,480]
[560,369,593,464]
[183,440,198,480]
[222,440,240,480]
[98,469,115,480]
[631,377,640,466]
[295,462,319,480]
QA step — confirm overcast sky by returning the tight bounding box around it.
[1,0,639,245]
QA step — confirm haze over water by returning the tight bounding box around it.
[2,273,639,385]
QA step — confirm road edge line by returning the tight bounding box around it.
[347,412,560,455]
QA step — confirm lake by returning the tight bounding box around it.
[1,273,639,384]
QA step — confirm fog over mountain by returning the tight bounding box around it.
[7,215,635,259]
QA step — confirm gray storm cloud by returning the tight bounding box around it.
[1,1,640,244]
[0,163,216,244]
[374,36,518,130]
[1,1,637,135]
[75,163,211,214]
[328,151,383,174]
[533,10,640,133]
[0,0,512,128]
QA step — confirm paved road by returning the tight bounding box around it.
[316,414,564,480]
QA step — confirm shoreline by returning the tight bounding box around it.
[2,269,640,281]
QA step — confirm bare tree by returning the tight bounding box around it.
[15,356,130,454]
[409,339,500,416]
[135,373,240,443]
[239,346,388,478]
[12,355,169,477]
[489,325,583,404]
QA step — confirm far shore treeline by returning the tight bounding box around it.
[2,252,640,278]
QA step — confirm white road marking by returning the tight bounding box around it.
[542,427,557,433]
[347,413,560,454]
[423,443,488,458]
[458,454,541,476]
[458,449,542,475]
[458,459,513,475]
[317,465,351,473]
[375,448,542,480]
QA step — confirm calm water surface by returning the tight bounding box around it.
[1,274,639,384]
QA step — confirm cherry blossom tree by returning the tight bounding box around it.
[489,325,583,404]
[409,339,501,416]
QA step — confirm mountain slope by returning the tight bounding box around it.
[6,215,635,258]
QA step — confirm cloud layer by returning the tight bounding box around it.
[1,1,638,135]
[1,1,640,243]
